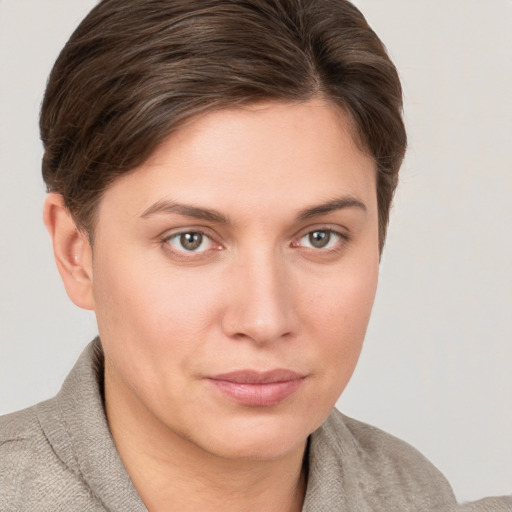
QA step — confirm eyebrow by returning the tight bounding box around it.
[141,200,229,224]
[140,195,366,224]
[296,196,367,220]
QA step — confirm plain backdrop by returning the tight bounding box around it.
[1,0,511,503]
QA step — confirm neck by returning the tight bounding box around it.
[105,369,307,512]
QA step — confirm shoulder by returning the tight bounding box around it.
[457,496,512,512]
[1,404,40,443]
[0,403,103,512]
[307,408,457,511]
[1,404,59,510]
[0,405,48,476]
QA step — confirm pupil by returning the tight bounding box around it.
[309,230,330,248]
[180,232,202,250]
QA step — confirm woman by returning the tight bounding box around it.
[1,1,510,511]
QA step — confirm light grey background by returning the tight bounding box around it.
[1,0,511,503]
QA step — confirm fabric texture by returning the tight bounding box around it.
[1,339,508,511]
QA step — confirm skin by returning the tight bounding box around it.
[44,99,380,512]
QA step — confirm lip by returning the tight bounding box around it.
[207,370,306,407]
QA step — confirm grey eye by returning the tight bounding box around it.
[308,230,331,248]
[166,231,213,253]
[296,229,342,250]
[180,232,203,251]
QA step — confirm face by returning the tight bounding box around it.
[90,99,379,461]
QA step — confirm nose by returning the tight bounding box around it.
[221,250,298,345]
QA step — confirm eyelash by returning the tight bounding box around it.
[162,230,220,258]
[161,227,349,259]
[292,229,348,252]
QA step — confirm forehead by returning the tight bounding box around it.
[97,99,377,222]
[150,99,368,167]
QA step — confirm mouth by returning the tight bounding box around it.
[206,370,306,407]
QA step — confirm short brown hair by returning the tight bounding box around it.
[40,0,406,252]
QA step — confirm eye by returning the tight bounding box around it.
[165,231,215,253]
[296,229,343,250]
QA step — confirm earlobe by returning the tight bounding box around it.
[43,193,95,311]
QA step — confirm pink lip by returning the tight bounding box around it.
[207,370,305,407]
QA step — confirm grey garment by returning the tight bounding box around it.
[458,497,512,512]
[0,339,499,512]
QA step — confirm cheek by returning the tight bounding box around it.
[92,253,224,359]
[91,257,221,409]
[307,253,378,332]
[308,260,378,386]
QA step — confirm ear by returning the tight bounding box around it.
[43,193,94,310]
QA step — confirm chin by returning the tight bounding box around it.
[188,415,313,462]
